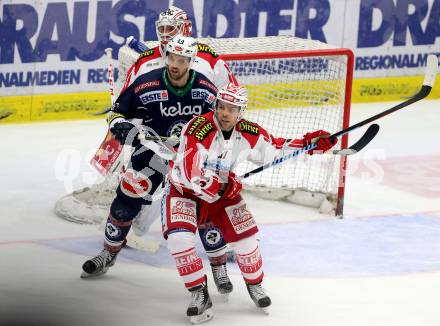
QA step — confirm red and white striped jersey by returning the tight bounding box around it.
[170,111,304,203]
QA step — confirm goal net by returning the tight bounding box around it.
[54,36,353,224]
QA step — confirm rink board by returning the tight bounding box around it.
[1,74,439,124]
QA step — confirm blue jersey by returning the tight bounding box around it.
[110,67,217,138]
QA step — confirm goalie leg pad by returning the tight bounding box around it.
[233,235,264,285]
[168,231,206,289]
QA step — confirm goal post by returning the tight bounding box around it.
[210,40,353,217]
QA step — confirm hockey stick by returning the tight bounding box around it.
[241,54,438,179]
[105,47,116,104]
[332,123,379,155]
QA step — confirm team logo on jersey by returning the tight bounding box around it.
[197,44,218,58]
[186,116,207,135]
[134,80,160,94]
[203,227,222,247]
[160,102,202,117]
[105,222,121,238]
[194,122,214,141]
[139,90,168,104]
[191,88,215,104]
[167,120,186,138]
[238,121,260,135]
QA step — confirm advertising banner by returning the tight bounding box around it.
[0,0,439,122]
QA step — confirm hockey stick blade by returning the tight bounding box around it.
[333,123,379,155]
[330,55,437,141]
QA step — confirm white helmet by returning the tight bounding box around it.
[155,6,192,44]
[216,82,248,117]
[165,36,198,65]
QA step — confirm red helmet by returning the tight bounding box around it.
[155,6,192,44]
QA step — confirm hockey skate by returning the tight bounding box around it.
[211,263,233,299]
[81,249,118,278]
[246,282,271,314]
[187,283,213,324]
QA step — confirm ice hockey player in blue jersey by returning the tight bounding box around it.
[81,35,218,278]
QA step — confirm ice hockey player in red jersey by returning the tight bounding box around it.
[163,82,337,323]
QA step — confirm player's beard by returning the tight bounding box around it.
[167,67,188,84]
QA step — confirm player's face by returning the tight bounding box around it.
[215,100,241,131]
[166,53,191,84]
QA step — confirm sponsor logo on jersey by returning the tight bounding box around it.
[120,168,152,198]
[170,197,197,227]
[186,116,207,135]
[239,121,259,135]
[159,102,202,117]
[197,44,218,58]
[194,122,214,141]
[134,80,160,94]
[198,79,217,93]
[225,201,256,234]
[139,49,155,59]
[139,90,168,104]
[191,88,215,104]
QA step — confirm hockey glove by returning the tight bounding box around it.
[110,121,138,145]
[221,172,243,200]
[303,130,337,155]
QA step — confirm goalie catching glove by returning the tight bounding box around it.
[302,130,337,155]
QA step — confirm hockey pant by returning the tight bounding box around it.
[104,145,167,252]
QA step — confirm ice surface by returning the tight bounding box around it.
[1,100,440,325]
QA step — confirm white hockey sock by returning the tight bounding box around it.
[233,235,264,284]
[168,231,205,289]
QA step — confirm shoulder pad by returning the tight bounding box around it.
[186,116,208,136]
[186,116,216,141]
[197,43,219,58]
[197,78,217,93]
[238,120,260,136]
[138,48,156,60]
[194,121,215,141]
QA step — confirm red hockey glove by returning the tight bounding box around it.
[303,130,337,155]
[221,172,243,200]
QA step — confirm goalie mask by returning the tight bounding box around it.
[156,6,192,44]
[165,36,198,67]
[216,82,248,119]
